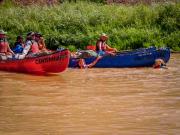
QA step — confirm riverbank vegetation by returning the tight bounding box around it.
[0,1,179,51]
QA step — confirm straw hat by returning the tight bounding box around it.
[0,30,7,35]
[26,31,35,37]
[100,33,108,40]
[100,33,108,38]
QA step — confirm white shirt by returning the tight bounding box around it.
[15,40,32,59]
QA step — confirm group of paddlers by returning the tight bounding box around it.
[0,30,117,67]
[0,30,50,60]
[0,30,166,68]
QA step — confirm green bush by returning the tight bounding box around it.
[0,1,179,51]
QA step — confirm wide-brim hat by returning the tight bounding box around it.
[0,30,7,35]
[27,31,35,37]
[100,33,108,38]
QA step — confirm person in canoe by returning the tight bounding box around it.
[0,30,15,60]
[35,32,50,53]
[13,35,25,53]
[15,32,41,59]
[96,33,117,56]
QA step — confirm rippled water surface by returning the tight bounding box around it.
[0,54,180,135]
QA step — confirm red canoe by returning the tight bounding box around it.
[0,49,70,75]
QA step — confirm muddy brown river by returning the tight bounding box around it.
[0,54,180,135]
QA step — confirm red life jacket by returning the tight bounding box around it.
[0,41,8,53]
[101,43,106,51]
[30,41,40,53]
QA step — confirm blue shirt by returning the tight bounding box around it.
[13,43,23,53]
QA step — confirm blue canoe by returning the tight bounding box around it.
[69,47,170,68]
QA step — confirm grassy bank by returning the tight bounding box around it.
[0,1,179,51]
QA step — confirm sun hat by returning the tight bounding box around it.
[0,30,7,35]
[100,33,108,41]
[0,30,7,38]
[26,31,35,37]
[100,33,108,38]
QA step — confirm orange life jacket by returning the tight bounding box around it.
[0,41,8,53]
[30,41,40,53]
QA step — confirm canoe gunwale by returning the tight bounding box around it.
[0,49,68,62]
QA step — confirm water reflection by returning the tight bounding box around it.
[0,54,180,135]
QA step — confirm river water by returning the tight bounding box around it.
[0,54,180,135]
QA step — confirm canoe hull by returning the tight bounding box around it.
[69,47,170,68]
[0,49,70,75]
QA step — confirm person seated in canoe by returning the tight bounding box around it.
[15,32,41,59]
[96,33,117,56]
[35,32,50,53]
[13,35,24,53]
[0,30,15,60]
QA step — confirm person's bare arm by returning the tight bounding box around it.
[7,44,15,55]
[106,44,117,52]
[87,56,102,68]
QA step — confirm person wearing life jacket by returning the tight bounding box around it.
[0,30,15,60]
[35,32,49,53]
[13,35,24,53]
[15,32,40,59]
[77,33,116,68]
[96,33,117,56]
